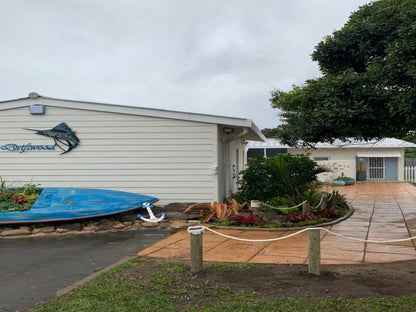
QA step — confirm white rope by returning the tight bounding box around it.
[187,225,416,244]
[327,190,335,202]
[312,196,325,210]
[259,200,307,211]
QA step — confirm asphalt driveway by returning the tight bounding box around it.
[0,229,173,312]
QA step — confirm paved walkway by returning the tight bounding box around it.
[138,182,416,264]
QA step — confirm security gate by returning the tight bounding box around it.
[368,157,385,180]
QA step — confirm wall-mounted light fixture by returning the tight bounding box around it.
[29,104,45,115]
[223,127,234,135]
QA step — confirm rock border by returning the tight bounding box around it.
[0,203,199,238]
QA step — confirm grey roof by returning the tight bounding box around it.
[0,93,266,142]
[247,138,416,149]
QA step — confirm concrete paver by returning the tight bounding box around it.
[138,182,416,264]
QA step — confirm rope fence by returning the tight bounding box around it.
[257,200,307,211]
[188,225,416,244]
[187,225,416,275]
[254,190,338,213]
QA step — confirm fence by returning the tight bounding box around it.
[405,166,416,183]
[188,225,416,275]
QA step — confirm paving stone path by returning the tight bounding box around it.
[139,182,416,264]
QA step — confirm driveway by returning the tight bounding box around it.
[0,229,173,312]
[139,182,416,264]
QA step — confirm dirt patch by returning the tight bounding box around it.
[124,257,416,299]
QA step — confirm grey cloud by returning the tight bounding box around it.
[0,0,371,129]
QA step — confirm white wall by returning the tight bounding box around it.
[0,105,218,204]
[289,147,405,181]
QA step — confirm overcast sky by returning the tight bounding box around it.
[0,0,371,129]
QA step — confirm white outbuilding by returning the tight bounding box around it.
[0,93,265,205]
[246,138,416,182]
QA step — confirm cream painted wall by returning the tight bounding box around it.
[288,147,405,181]
[0,106,219,204]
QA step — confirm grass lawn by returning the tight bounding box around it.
[33,257,416,312]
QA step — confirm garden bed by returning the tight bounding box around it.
[0,183,41,212]
[183,189,351,230]
[213,203,354,231]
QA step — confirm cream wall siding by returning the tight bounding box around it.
[0,107,217,204]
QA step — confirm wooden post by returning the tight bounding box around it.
[190,229,203,272]
[329,190,337,209]
[250,200,261,216]
[302,201,309,215]
[319,195,327,210]
[308,228,321,275]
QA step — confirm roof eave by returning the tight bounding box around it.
[0,96,266,141]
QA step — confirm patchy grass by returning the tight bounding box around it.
[33,257,416,312]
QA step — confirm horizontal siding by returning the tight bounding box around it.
[0,106,217,204]
[0,157,212,164]
[0,170,214,178]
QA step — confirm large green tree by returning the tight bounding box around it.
[271,0,416,147]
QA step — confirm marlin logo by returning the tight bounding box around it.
[24,122,80,155]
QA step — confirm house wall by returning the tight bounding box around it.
[0,106,219,204]
[217,134,246,200]
[286,148,356,182]
[287,147,405,181]
[228,138,246,195]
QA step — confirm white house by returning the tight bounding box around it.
[0,93,265,204]
[246,138,416,182]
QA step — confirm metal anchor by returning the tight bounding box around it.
[137,202,166,223]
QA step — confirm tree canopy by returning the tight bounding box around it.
[270,0,416,147]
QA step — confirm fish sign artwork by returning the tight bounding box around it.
[24,123,80,155]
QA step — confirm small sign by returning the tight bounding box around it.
[0,123,80,155]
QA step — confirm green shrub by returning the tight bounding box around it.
[235,153,325,202]
[299,189,325,207]
[262,196,294,212]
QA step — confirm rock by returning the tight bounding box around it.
[32,226,56,234]
[187,220,202,225]
[261,211,283,224]
[166,211,188,220]
[130,221,143,230]
[56,223,82,233]
[95,219,115,231]
[159,221,171,229]
[112,222,126,230]
[161,202,196,212]
[120,214,138,223]
[169,220,188,229]
[141,221,160,228]
[122,221,134,226]
[56,227,70,234]
[1,228,32,237]
[82,224,97,232]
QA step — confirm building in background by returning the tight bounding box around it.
[246,138,416,182]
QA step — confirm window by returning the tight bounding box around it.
[247,148,288,159]
[247,148,265,158]
[368,157,385,179]
[266,148,288,157]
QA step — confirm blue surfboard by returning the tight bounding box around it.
[0,188,158,224]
